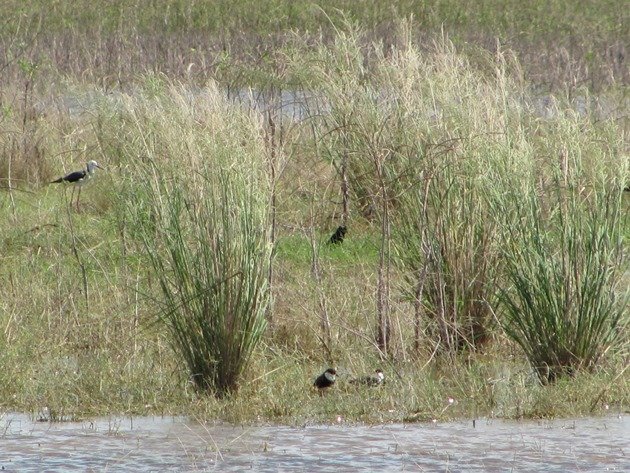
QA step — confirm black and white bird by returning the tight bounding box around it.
[349,369,385,387]
[328,225,347,245]
[313,368,337,391]
[50,160,104,210]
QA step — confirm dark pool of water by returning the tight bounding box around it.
[0,412,627,472]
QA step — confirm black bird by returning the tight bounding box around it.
[51,160,104,210]
[313,368,337,391]
[328,225,347,244]
[350,369,385,387]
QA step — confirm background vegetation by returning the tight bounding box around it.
[0,1,628,423]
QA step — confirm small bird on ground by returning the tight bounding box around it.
[313,368,337,392]
[349,369,385,387]
[328,225,347,244]
[50,160,104,210]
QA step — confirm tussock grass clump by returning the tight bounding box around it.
[494,113,629,384]
[119,83,272,398]
[499,186,627,384]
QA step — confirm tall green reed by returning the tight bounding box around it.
[121,82,271,397]
[495,111,628,384]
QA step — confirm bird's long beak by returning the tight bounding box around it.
[96,164,105,170]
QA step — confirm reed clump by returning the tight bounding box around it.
[116,83,272,398]
[492,108,629,384]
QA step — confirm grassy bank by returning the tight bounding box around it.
[0,12,628,424]
[0,190,627,423]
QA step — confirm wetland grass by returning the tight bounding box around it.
[120,85,272,398]
[1,1,625,92]
[0,17,627,422]
[495,164,628,384]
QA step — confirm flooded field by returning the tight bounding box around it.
[0,413,627,472]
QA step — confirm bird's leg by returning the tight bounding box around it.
[76,187,82,212]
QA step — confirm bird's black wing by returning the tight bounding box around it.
[52,170,87,184]
[314,373,334,388]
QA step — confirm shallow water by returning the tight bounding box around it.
[0,413,627,472]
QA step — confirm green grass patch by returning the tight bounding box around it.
[275,233,379,266]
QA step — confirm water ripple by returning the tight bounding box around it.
[0,413,627,472]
